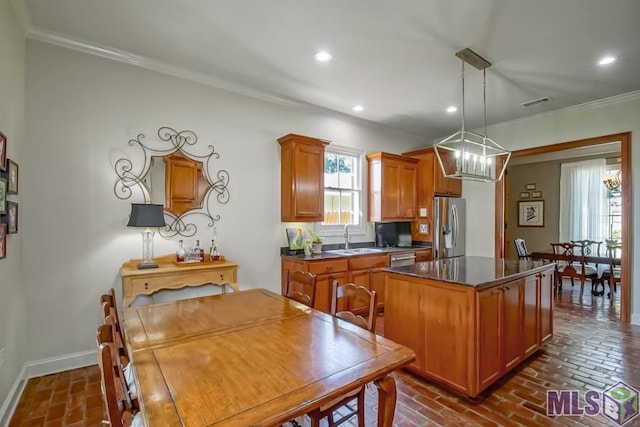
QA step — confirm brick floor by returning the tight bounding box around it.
[9,281,640,426]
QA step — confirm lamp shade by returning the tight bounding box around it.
[127,203,166,228]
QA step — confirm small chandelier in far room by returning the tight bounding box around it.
[601,169,622,191]
[434,48,510,182]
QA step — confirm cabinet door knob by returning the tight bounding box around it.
[220,273,224,280]
[144,282,148,290]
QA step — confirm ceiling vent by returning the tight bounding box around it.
[521,96,551,107]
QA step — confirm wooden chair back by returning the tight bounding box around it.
[514,238,530,259]
[330,282,378,333]
[97,342,135,427]
[551,242,584,277]
[570,240,602,258]
[284,270,317,308]
[605,240,622,295]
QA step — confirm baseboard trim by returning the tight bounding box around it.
[0,350,96,426]
[631,313,640,326]
[0,365,27,427]
[24,349,96,379]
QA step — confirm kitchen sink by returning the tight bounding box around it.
[327,248,384,255]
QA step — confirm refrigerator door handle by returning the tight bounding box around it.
[451,204,458,248]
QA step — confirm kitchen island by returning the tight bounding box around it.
[384,256,555,397]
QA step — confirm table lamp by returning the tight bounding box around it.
[127,203,166,269]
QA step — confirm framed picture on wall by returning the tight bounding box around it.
[0,132,6,172]
[518,200,544,227]
[531,190,543,198]
[519,191,530,199]
[526,183,536,190]
[5,201,18,234]
[0,178,6,215]
[0,224,6,259]
[6,160,18,194]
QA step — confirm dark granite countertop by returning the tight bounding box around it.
[281,244,432,261]
[384,256,555,288]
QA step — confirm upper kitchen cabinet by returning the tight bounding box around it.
[404,147,462,197]
[278,134,330,222]
[367,152,418,222]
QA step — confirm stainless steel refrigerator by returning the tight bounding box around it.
[433,197,466,259]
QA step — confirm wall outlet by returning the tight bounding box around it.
[0,347,4,369]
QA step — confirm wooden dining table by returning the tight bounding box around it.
[529,251,621,295]
[122,289,415,427]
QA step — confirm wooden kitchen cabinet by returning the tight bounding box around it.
[402,147,461,242]
[278,134,330,222]
[347,254,389,310]
[367,152,418,222]
[281,257,348,313]
[385,265,554,397]
[414,249,433,262]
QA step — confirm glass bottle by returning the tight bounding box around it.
[210,227,221,261]
[176,240,186,262]
[194,239,204,261]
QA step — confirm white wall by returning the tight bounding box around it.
[23,40,427,363]
[0,0,27,416]
[462,91,640,323]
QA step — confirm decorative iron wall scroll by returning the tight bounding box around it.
[114,127,230,237]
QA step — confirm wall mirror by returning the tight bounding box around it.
[114,127,230,237]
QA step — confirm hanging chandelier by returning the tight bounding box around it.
[601,169,622,191]
[434,48,510,182]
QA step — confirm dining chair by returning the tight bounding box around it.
[514,238,530,260]
[284,269,317,308]
[604,240,622,298]
[307,282,378,427]
[98,313,138,402]
[97,342,142,427]
[100,288,129,360]
[570,240,604,295]
[550,242,599,298]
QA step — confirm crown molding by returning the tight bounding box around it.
[491,90,640,131]
[26,27,303,109]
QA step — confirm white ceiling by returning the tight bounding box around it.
[20,0,640,140]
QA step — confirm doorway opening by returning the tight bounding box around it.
[494,132,632,323]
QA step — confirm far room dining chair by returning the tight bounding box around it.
[284,269,317,308]
[514,238,530,260]
[550,242,599,298]
[604,240,622,298]
[571,239,604,294]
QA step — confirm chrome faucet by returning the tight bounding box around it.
[343,224,350,249]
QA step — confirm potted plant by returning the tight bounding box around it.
[307,230,324,254]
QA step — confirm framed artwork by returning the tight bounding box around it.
[0,132,6,172]
[0,224,5,259]
[6,160,18,194]
[519,191,530,199]
[518,200,545,227]
[531,190,543,198]
[526,183,536,190]
[0,178,6,215]
[5,201,17,234]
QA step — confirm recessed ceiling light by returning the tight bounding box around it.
[447,106,458,113]
[598,56,616,66]
[314,50,333,62]
[353,105,364,112]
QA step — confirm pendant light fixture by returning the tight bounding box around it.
[434,48,510,182]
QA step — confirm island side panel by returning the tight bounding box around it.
[385,272,476,396]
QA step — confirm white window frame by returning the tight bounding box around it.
[317,145,366,237]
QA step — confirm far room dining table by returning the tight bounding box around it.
[530,251,621,295]
[122,288,415,426]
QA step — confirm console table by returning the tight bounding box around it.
[120,254,239,307]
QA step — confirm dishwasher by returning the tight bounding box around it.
[389,251,416,268]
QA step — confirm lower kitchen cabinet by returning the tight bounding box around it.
[385,265,555,397]
[281,253,391,313]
